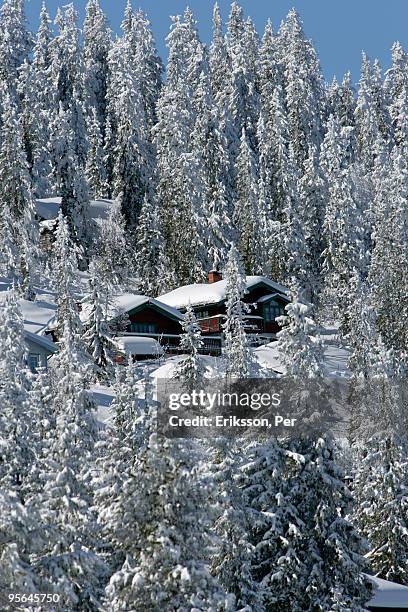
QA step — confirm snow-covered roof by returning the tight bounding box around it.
[257,292,290,304]
[24,330,56,353]
[158,276,288,310]
[367,574,408,608]
[115,336,163,356]
[35,197,114,222]
[0,294,56,335]
[81,293,183,323]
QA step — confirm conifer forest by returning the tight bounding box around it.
[0,0,408,610]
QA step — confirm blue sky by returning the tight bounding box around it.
[26,0,408,82]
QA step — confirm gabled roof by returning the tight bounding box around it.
[257,292,290,304]
[81,293,183,323]
[158,276,288,310]
[0,292,57,335]
[24,330,56,354]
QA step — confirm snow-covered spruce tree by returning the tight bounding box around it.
[92,203,129,301]
[104,3,161,226]
[233,128,262,274]
[18,2,55,197]
[278,8,325,170]
[0,291,35,500]
[191,62,235,270]
[0,86,38,298]
[33,313,104,609]
[320,114,366,330]
[209,3,231,110]
[134,193,175,296]
[173,303,205,391]
[352,339,408,585]
[225,2,260,159]
[83,0,111,130]
[276,286,324,382]
[153,10,207,285]
[49,103,90,245]
[369,145,408,352]
[276,288,372,610]
[52,211,85,341]
[85,106,106,198]
[94,361,145,573]
[354,53,390,173]
[103,416,230,610]
[290,436,372,610]
[257,84,295,282]
[82,263,117,382]
[106,36,151,228]
[0,491,40,600]
[50,4,88,168]
[297,144,325,303]
[328,71,356,130]
[210,439,263,612]
[222,244,257,378]
[0,0,32,93]
[238,438,305,611]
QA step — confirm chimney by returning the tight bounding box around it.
[208,270,223,284]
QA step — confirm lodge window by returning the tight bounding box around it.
[196,310,209,319]
[130,323,157,334]
[263,302,285,322]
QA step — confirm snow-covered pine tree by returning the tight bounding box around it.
[92,203,129,302]
[290,436,372,610]
[278,9,325,170]
[225,2,260,158]
[131,8,163,131]
[355,53,390,172]
[103,3,161,225]
[320,114,366,330]
[211,439,263,612]
[0,290,34,500]
[233,128,262,274]
[103,420,229,610]
[297,144,325,303]
[49,104,90,244]
[153,10,207,285]
[18,2,55,197]
[238,438,305,611]
[49,4,88,173]
[94,361,145,571]
[256,84,294,282]
[173,303,205,390]
[82,262,117,382]
[277,286,324,381]
[191,62,235,270]
[52,211,84,339]
[85,106,106,198]
[353,338,408,585]
[0,491,40,599]
[276,288,372,610]
[209,3,230,107]
[222,244,257,378]
[0,86,38,298]
[369,145,408,352]
[328,71,356,131]
[33,312,104,609]
[0,0,32,93]
[134,193,175,296]
[83,0,111,131]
